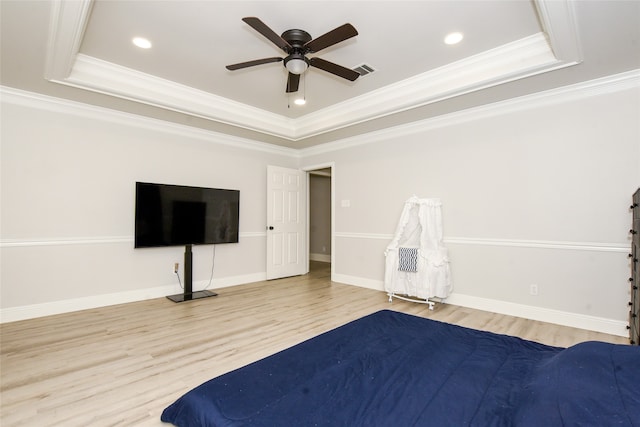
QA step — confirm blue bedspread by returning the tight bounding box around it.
[161,310,640,426]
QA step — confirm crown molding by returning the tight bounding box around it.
[0,86,299,158]
[293,32,566,139]
[534,0,583,63]
[57,33,562,141]
[44,0,93,80]
[44,0,583,141]
[299,69,640,157]
[64,54,296,139]
[5,69,636,159]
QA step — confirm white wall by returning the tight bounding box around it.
[0,89,297,319]
[301,73,640,335]
[2,73,638,335]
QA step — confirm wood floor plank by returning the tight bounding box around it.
[0,262,628,426]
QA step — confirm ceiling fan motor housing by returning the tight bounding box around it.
[281,29,312,49]
[282,29,311,73]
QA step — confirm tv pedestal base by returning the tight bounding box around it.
[167,244,218,303]
[167,290,218,303]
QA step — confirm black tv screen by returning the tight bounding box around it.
[135,182,239,248]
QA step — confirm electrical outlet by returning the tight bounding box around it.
[530,284,538,296]
[173,263,179,274]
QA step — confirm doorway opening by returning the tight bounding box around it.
[305,165,333,277]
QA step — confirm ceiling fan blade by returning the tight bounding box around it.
[304,23,358,53]
[286,73,300,93]
[226,57,283,70]
[309,57,360,81]
[242,17,291,52]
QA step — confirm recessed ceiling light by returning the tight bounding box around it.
[444,32,464,45]
[294,98,306,106]
[132,37,152,49]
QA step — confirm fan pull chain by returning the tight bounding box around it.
[302,72,306,104]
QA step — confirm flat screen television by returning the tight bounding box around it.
[135,182,240,248]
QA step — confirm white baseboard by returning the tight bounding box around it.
[332,273,384,291]
[0,272,265,323]
[2,271,629,338]
[310,253,331,263]
[445,294,628,338]
[331,274,628,337]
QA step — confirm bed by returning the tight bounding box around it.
[161,310,640,426]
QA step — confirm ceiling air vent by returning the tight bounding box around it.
[353,64,376,77]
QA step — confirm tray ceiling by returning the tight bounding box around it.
[2,0,638,148]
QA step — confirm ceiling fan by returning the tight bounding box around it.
[226,17,360,93]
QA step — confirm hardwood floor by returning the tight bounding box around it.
[0,261,628,426]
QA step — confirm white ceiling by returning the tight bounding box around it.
[1,1,639,148]
[79,0,542,115]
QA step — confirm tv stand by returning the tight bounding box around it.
[167,244,218,303]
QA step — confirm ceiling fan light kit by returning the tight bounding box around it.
[284,54,309,75]
[226,17,360,95]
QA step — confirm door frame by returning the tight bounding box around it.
[302,162,335,280]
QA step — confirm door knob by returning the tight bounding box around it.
[268,226,274,230]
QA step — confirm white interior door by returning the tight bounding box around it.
[266,165,307,280]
